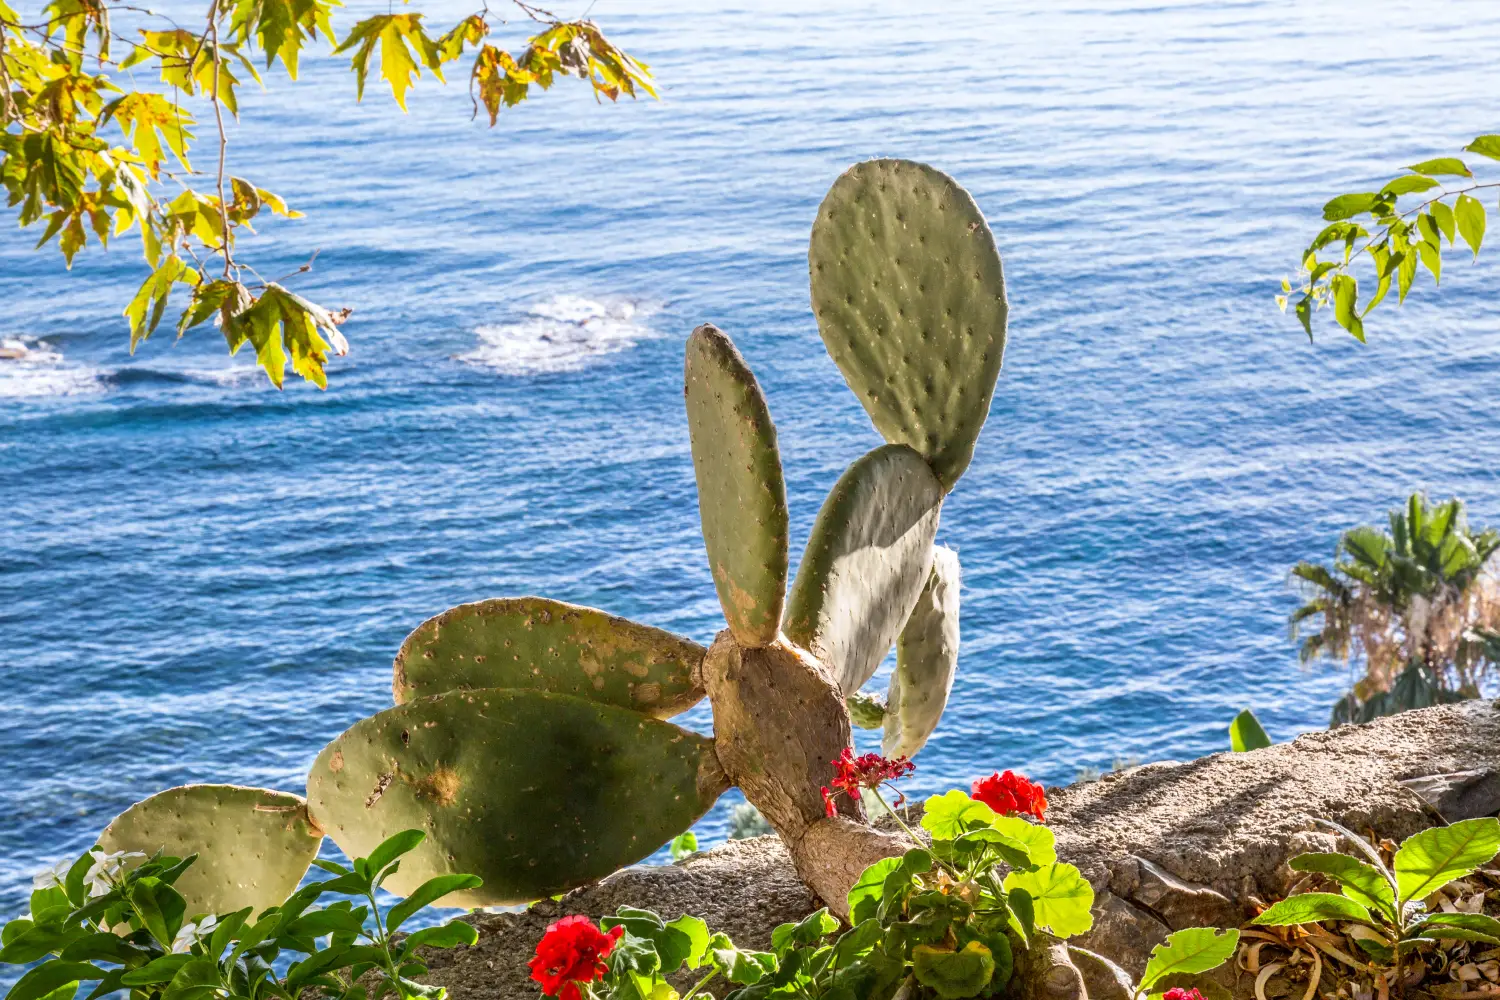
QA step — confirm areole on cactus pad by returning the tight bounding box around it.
[87,157,1009,919]
[392,596,706,718]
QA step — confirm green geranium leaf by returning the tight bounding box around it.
[1139,927,1240,992]
[771,909,838,955]
[1288,853,1396,920]
[912,942,994,1000]
[1393,818,1500,904]
[990,815,1056,865]
[952,828,1032,869]
[921,791,997,840]
[1002,863,1093,938]
[666,914,710,969]
[1252,892,1373,927]
[708,934,775,985]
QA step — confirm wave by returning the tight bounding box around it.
[105,366,263,389]
[458,294,661,376]
[0,336,105,399]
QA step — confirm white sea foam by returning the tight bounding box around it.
[459,294,660,375]
[0,336,105,399]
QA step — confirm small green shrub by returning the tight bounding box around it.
[1252,818,1500,967]
[3,831,480,1000]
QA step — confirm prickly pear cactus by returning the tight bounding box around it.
[809,158,1008,491]
[883,545,961,758]
[684,323,790,648]
[97,784,322,916]
[846,691,887,730]
[306,688,728,905]
[394,597,705,719]
[784,443,943,695]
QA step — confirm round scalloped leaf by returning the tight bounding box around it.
[684,323,789,648]
[306,688,729,905]
[809,159,1007,491]
[784,444,943,695]
[394,597,706,719]
[883,545,960,758]
[97,784,322,917]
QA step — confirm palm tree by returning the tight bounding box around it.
[1290,492,1500,724]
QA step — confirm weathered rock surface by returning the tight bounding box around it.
[419,836,816,1000]
[420,698,1500,999]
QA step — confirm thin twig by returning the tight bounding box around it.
[204,0,231,279]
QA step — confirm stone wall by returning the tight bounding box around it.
[418,698,1500,1000]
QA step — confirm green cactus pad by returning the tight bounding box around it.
[96,784,322,917]
[306,688,729,905]
[394,597,706,719]
[684,323,790,648]
[846,691,887,730]
[784,444,943,695]
[809,159,1008,491]
[883,545,961,758]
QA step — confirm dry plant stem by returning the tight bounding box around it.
[700,630,910,916]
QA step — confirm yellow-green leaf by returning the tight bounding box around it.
[1455,193,1486,258]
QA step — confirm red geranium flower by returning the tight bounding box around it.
[971,770,1047,822]
[1162,989,1206,1000]
[528,915,624,1000]
[822,747,915,817]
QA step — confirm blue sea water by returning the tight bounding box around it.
[4,0,1500,940]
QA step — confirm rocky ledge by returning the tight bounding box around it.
[417,698,1500,1000]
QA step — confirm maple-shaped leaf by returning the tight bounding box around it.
[437,14,487,64]
[229,0,337,79]
[334,14,443,110]
[100,92,194,178]
[124,254,200,349]
[469,44,532,125]
[223,283,349,388]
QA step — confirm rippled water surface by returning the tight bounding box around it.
[5,0,1500,932]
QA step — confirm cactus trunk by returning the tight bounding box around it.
[700,630,909,915]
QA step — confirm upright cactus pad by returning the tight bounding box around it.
[883,545,961,759]
[96,785,322,916]
[809,159,1008,491]
[784,444,943,695]
[684,324,790,648]
[306,688,728,905]
[394,597,705,719]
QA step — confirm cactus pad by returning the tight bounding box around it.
[809,159,1008,491]
[394,597,705,719]
[96,784,322,916]
[883,545,961,758]
[306,688,729,905]
[684,323,789,648]
[784,444,943,695]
